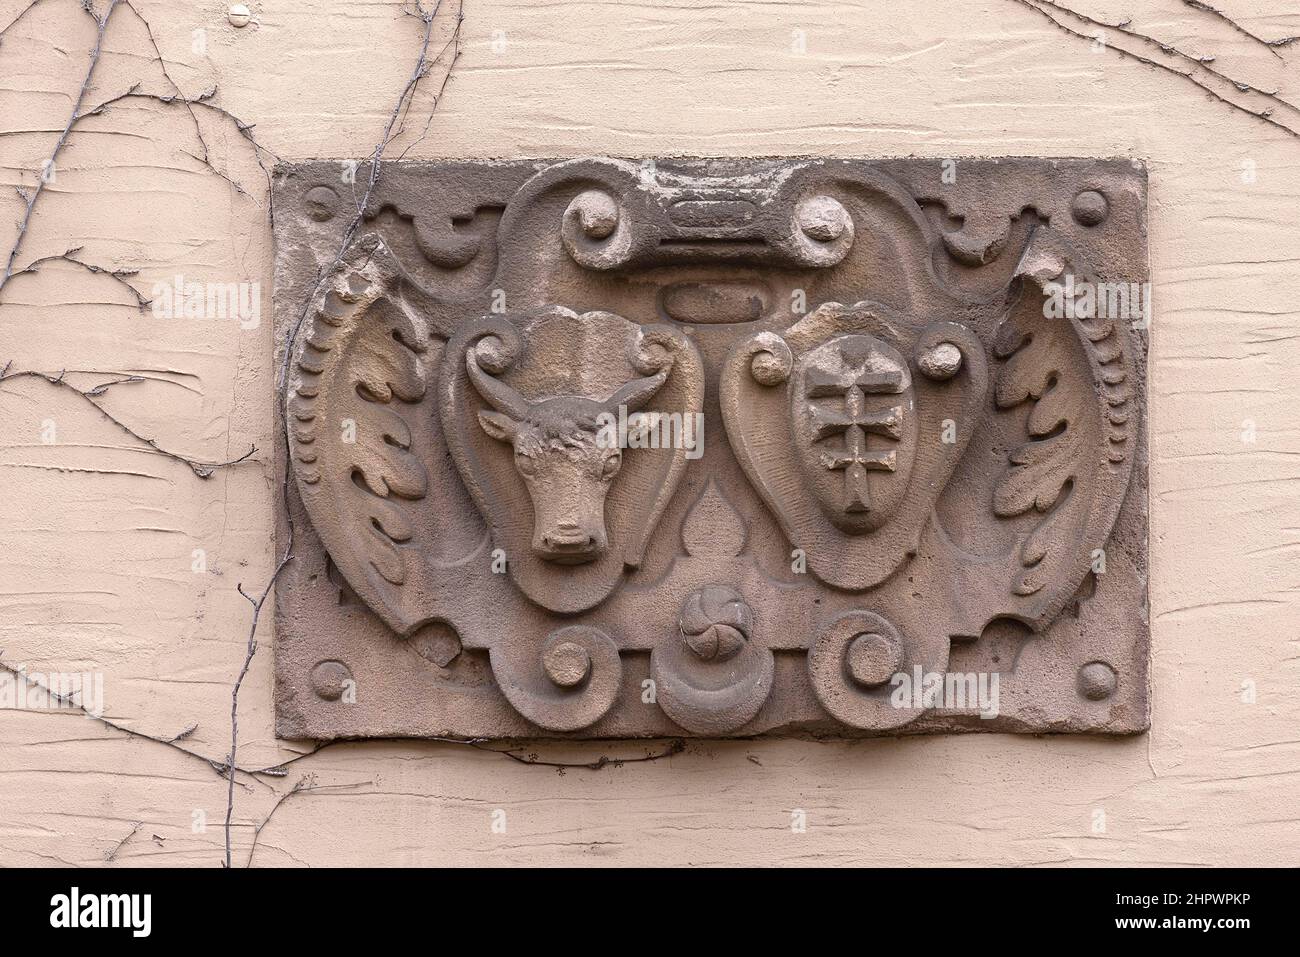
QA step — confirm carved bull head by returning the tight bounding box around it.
[466,347,667,564]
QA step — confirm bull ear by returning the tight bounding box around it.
[605,368,668,414]
[477,410,518,443]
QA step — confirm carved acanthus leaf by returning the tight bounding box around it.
[992,320,1083,522]
[289,237,431,619]
[992,229,1138,606]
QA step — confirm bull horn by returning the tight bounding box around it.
[466,345,533,420]
[603,367,669,414]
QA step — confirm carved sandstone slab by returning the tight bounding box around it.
[272,158,1149,739]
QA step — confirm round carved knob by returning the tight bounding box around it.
[918,341,962,381]
[568,190,620,239]
[304,185,338,222]
[473,334,513,374]
[746,332,792,387]
[680,585,752,661]
[543,640,592,688]
[310,660,353,701]
[1072,189,1109,227]
[1078,661,1117,700]
[796,195,850,242]
[846,631,901,687]
[751,351,786,386]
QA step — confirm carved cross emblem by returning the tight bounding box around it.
[804,344,905,515]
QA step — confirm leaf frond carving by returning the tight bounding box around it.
[289,237,432,615]
[992,230,1139,606]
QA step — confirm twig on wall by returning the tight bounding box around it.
[121,0,209,165]
[104,821,142,861]
[475,739,688,773]
[84,84,283,224]
[0,655,270,787]
[1008,0,1300,139]
[1,25,273,850]
[0,649,677,789]
[224,559,293,868]
[82,85,279,155]
[0,3,285,312]
[1182,0,1298,57]
[1033,0,1300,118]
[270,0,463,578]
[0,0,121,296]
[244,775,372,867]
[396,6,465,161]
[7,247,151,310]
[276,0,463,400]
[0,363,257,477]
[225,0,463,868]
[0,0,58,45]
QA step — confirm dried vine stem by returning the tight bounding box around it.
[1010,0,1300,139]
[0,363,256,477]
[0,0,58,45]
[1032,0,1300,118]
[395,5,466,161]
[7,247,150,310]
[1,0,121,295]
[1183,0,1298,58]
[0,654,272,787]
[84,86,283,165]
[277,0,462,400]
[218,0,464,866]
[0,2,281,309]
[104,821,142,861]
[224,556,292,868]
[270,0,462,568]
[475,739,688,773]
[3,17,271,851]
[121,0,208,165]
[244,776,372,867]
[0,647,671,794]
[98,84,281,223]
[76,82,277,215]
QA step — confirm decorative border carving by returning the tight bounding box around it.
[272,157,1149,740]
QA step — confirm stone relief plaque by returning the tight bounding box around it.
[272,157,1149,739]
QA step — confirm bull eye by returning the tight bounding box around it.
[601,451,621,479]
[515,450,537,477]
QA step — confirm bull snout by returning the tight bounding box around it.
[535,520,605,564]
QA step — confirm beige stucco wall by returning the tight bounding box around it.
[1,0,1297,866]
